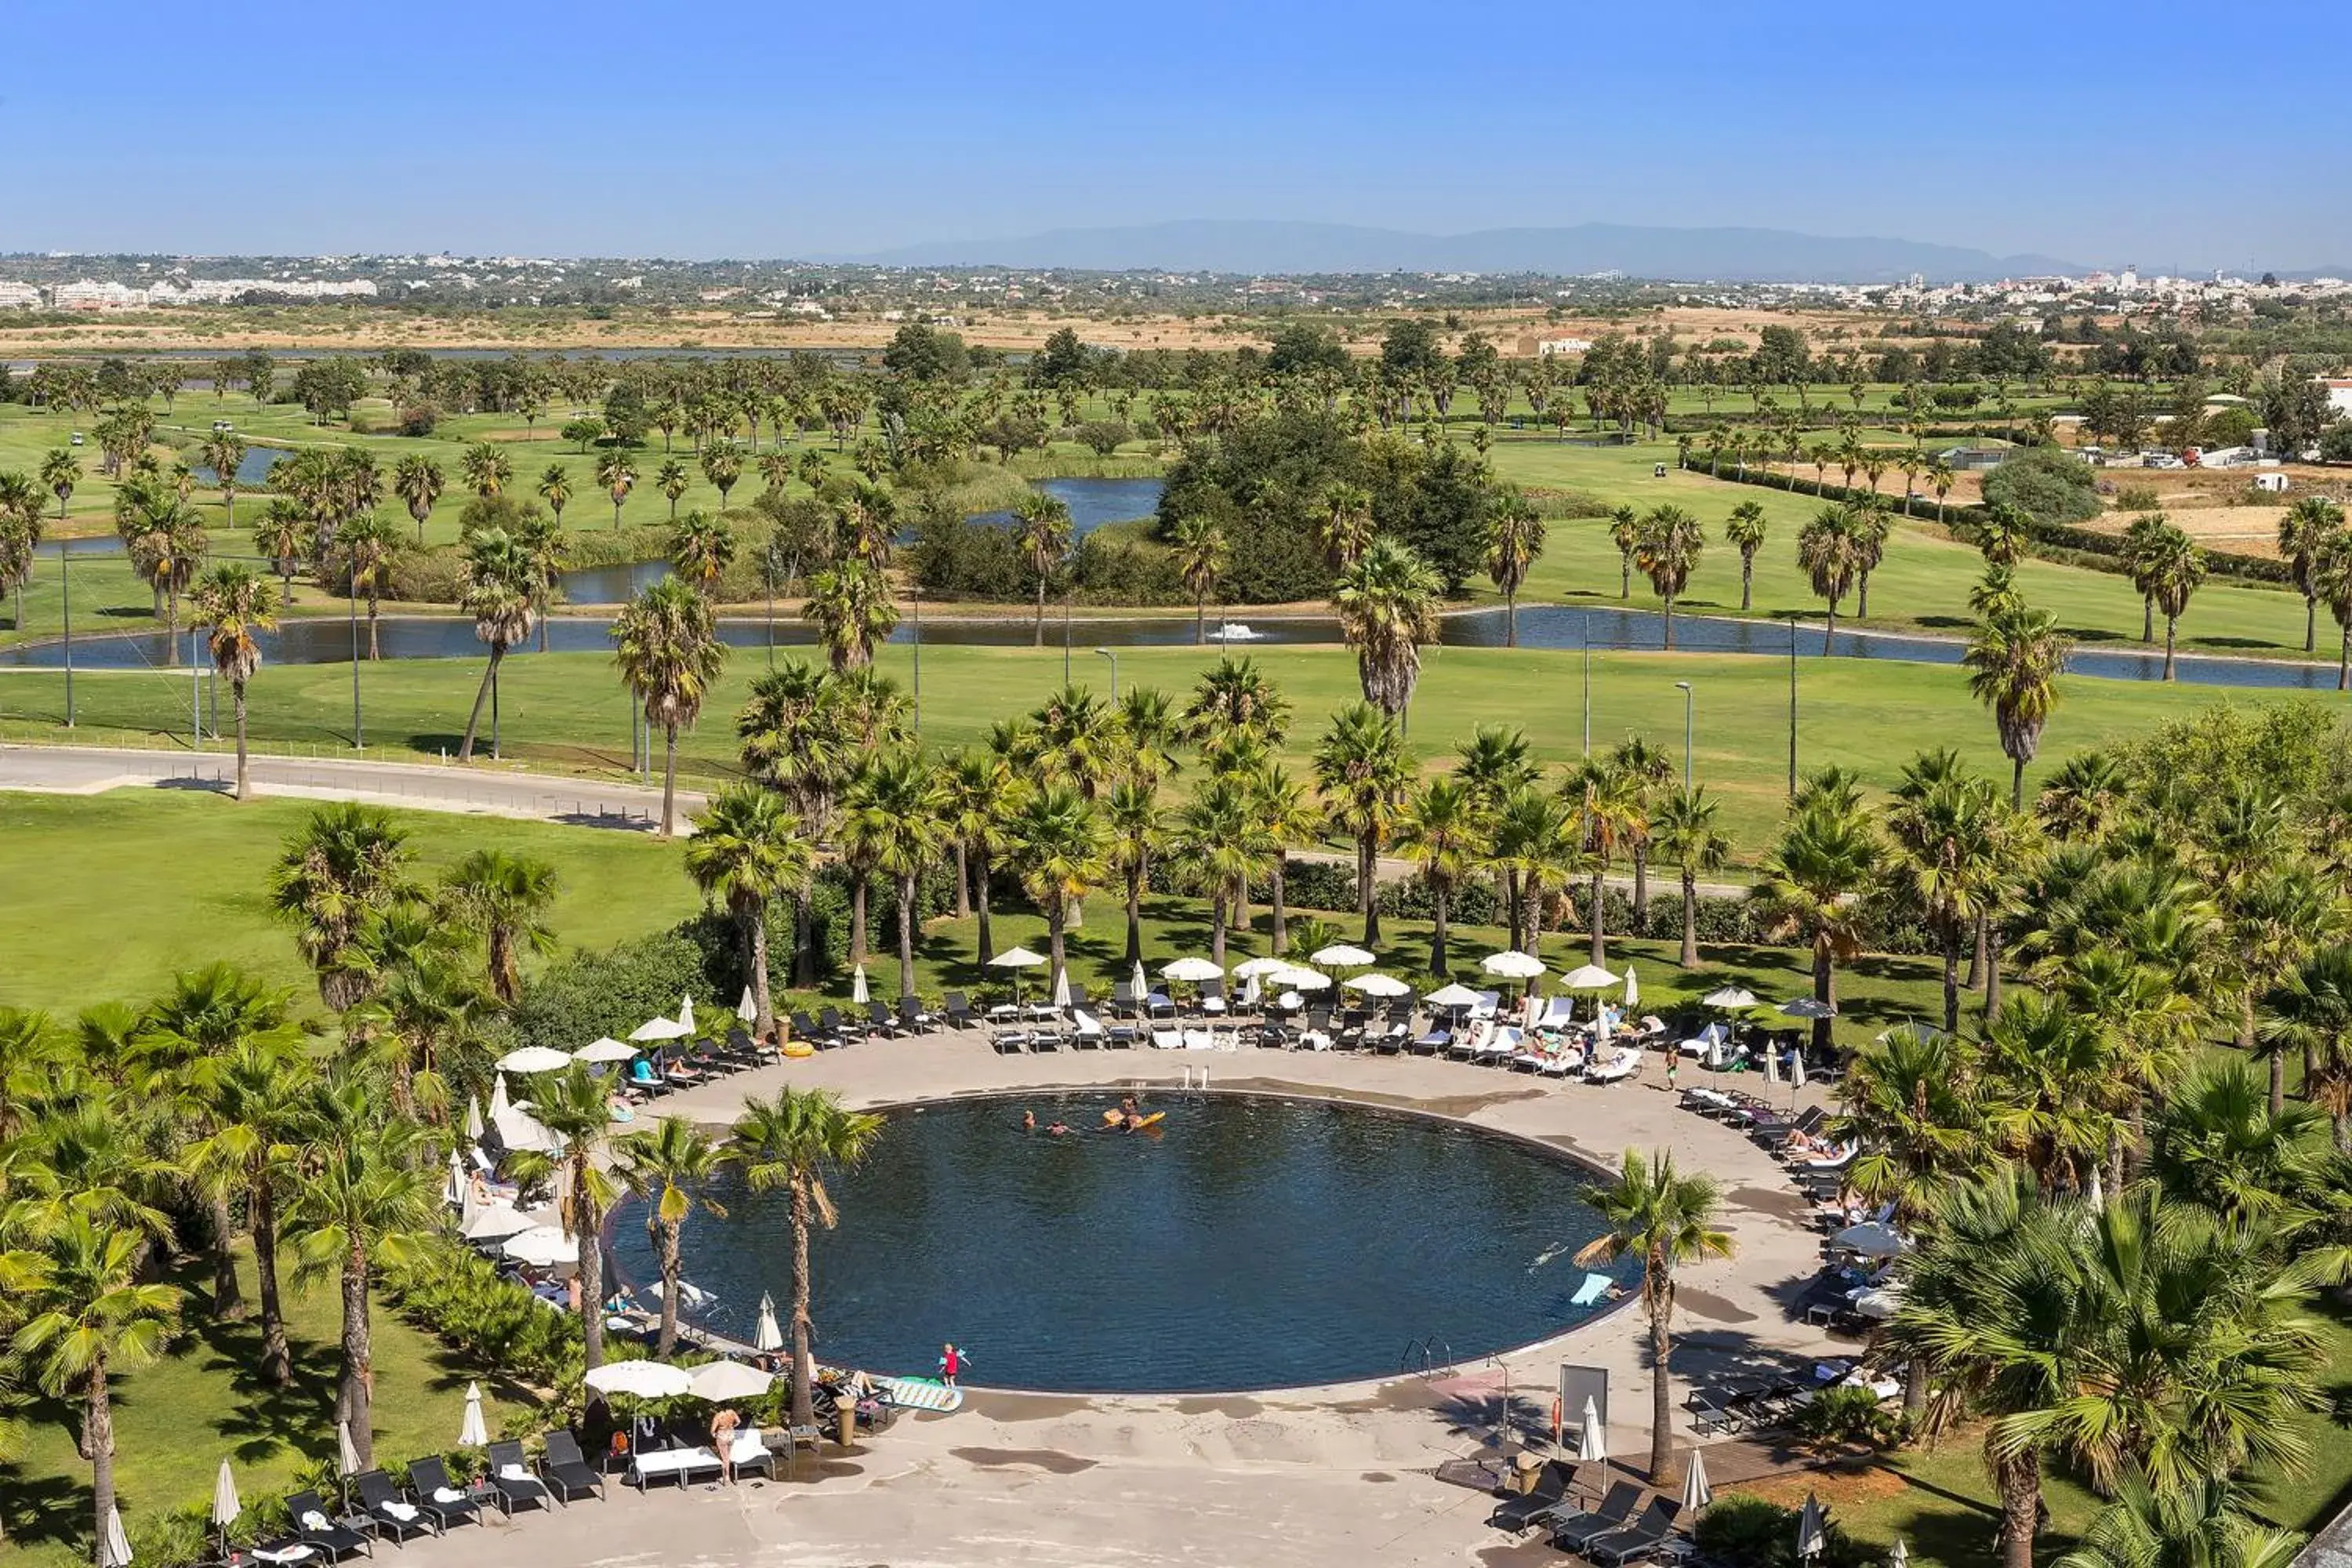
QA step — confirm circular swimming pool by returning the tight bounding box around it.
[607,1093,1635,1392]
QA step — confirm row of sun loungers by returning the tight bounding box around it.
[1485,1468,1687,1562]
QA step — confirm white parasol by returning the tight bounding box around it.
[1624,967,1640,1007]
[459,1381,488,1446]
[1342,972,1411,997]
[1271,966,1330,991]
[1129,958,1148,999]
[337,1419,361,1477]
[445,1150,466,1206]
[687,1359,774,1401]
[1240,971,1261,1008]
[1765,1044,1781,1083]
[677,995,695,1033]
[1833,1221,1909,1258]
[1682,1447,1713,1510]
[583,1359,694,1399]
[851,965,869,1006]
[100,1504,131,1568]
[574,1036,637,1063]
[1792,1047,1809,1090]
[753,1292,784,1353]
[1309,944,1376,968]
[1162,956,1224,982]
[210,1460,241,1531]
[989,946,1046,968]
[495,1045,573,1076]
[630,1012,691,1042]
[1558,964,1620,990]
[1797,1494,1827,1560]
[1577,1394,1608,1462]
[1701,985,1759,1009]
[736,985,757,1024]
[1052,966,1071,1009]
[1479,950,1547,980]
[463,1096,484,1142]
[1425,982,1480,1009]
[502,1225,575,1267]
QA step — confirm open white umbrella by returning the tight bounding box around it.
[337,1419,361,1478]
[459,1381,489,1446]
[687,1359,774,1401]
[851,965,869,1006]
[210,1459,241,1532]
[1833,1221,1908,1258]
[1701,985,1759,1010]
[1779,996,1836,1019]
[1309,943,1376,968]
[1852,1288,1902,1320]
[1559,964,1620,991]
[989,946,1046,968]
[1232,956,1292,979]
[459,1200,535,1243]
[1682,1447,1712,1511]
[1342,972,1412,997]
[1624,967,1640,1007]
[1271,966,1330,991]
[583,1359,695,1399]
[1797,1494,1827,1561]
[1162,956,1223,982]
[574,1036,637,1063]
[463,1096,484,1142]
[736,985,757,1024]
[630,1013,691,1042]
[753,1293,784,1353]
[503,1225,575,1267]
[100,1504,131,1568]
[1577,1394,1608,1462]
[1480,950,1547,980]
[1426,982,1481,1009]
[494,1045,573,1075]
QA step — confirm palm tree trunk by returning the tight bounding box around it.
[1942,925,1962,1036]
[1124,866,1144,967]
[789,1184,816,1431]
[2339,622,2350,692]
[849,874,868,967]
[232,685,250,801]
[975,854,994,966]
[1679,867,1698,968]
[2306,596,2317,654]
[1814,939,1835,1056]
[1632,848,1650,931]
[1984,922,2003,1013]
[1047,901,1068,984]
[793,891,815,988]
[748,909,774,1042]
[2162,615,2177,681]
[2142,594,2154,643]
[659,720,678,837]
[1662,595,1675,650]
[458,644,502,761]
[1034,577,1046,647]
[897,873,917,1001]
[1740,559,1753,612]
[338,1247,373,1465]
[953,844,971,920]
[1195,592,1206,645]
[1209,894,1228,972]
[87,1364,115,1568]
[1431,884,1450,976]
[1647,1304,1679,1489]
[253,1180,291,1386]
[1505,589,1518,648]
[576,1181,605,1372]
[1588,870,1607,965]
[657,1226,681,1359]
[211,1194,244,1317]
[1358,835,1381,944]
[1269,858,1289,956]
[1994,1449,2042,1568]
[1857,571,1871,619]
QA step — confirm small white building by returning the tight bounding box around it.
[1537,337,1593,357]
[2325,379,2352,419]
[2252,471,2290,494]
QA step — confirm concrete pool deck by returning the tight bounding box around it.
[534,1035,1851,1564]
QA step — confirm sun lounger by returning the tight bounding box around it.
[1548,1481,1643,1552]
[284,1491,372,1559]
[1588,1500,1683,1565]
[354,1472,434,1542]
[990,1029,1029,1054]
[538,1430,604,1502]
[485,1441,552,1514]
[1150,1028,1183,1049]
[1487,1459,1579,1534]
[1570,1272,1613,1307]
[626,1441,724,1489]
[1584,1047,1642,1083]
[727,1426,777,1480]
[942,991,976,1029]
[1476,1026,1520,1065]
[404,1458,482,1530]
[1471,989,1501,1020]
[1410,1028,1450,1055]
[1071,1009,1106,1048]
[898,996,936,1033]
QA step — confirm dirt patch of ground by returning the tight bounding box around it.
[961,1392,1094,1423]
[948,1446,1102,1475]
[1737,1463,1911,1511]
[1172,1396,1265,1419]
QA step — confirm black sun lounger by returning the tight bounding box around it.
[354,1472,434,1542]
[283,1491,372,1560]
[1486,1460,1580,1533]
[485,1440,553,1514]
[537,1430,604,1502]
[403,1457,482,1530]
[1548,1479,1644,1553]
[1588,1498,1684,1565]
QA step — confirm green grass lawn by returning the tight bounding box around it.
[0,792,701,1016]
[0,1248,527,1568]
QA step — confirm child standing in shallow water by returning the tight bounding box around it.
[938,1343,964,1388]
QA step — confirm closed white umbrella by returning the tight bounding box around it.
[1765,1043,1781,1083]
[574,1036,637,1063]
[488,1074,511,1123]
[1162,956,1223,982]
[687,1359,774,1401]
[1792,1047,1809,1090]
[1342,972,1411,997]
[503,1225,575,1267]
[1577,1394,1608,1462]
[1701,985,1758,1009]
[1682,1447,1712,1511]
[678,995,695,1033]
[1479,950,1547,980]
[753,1292,783,1354]
[459,1381,489,1446]
[1051,966,1071,1009]
[1425,982,1480,1009]
[1240,972,1261,1008]
[851,964,869,1006]
[463,1096,484,1142]
[1309,944,1376,968]
[583,1359,694,1399]
[1797,1494,1827,1561]
[100,1504,132,1568]
[445,1151,466,1206]
[1889,1540,1911,1568]
[1624,967,1640,1007]
[1559,964,1620,991]
[337,1419,361,1478]
[495,1045,573,1075]
[736,985,757,1024]
[210,1460,241,1532]
[1129,958,1148,999]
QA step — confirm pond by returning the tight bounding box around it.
[191,445,293,488]
[605,1093,1631,1392]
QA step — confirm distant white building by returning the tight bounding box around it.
[1537,336,1592,357]
[0,281,41,309]
[2324,378,2352,419]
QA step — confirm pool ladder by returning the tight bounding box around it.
[1399,1335,1455,1379]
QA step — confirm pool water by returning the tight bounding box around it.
[607,1093,1634,1392]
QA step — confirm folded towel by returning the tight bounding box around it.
[381,1501,419,1523]
[255,1548,315,1564]
[300,1511,330,1531]
[432,1486,466,1504]
[498,1463,529,1480]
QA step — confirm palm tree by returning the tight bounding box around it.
[1575,1149,1732,1490]
[284,1078,434,1467]
[455,528,535,763]
[390,454,442,543]
[1171,775,1276,970]
[1251,760,1318,956]
[2261,944,2352,1152]
[1332,535,1440,720]
[2316,530,2352,691]
[15,1214,181,1565]
[595,450,637,531]
[1965,604,2071,806]
[801,561,897,672]
[1755,793,1881,1053]
[613,577,728,837]
[535,463,572,528]
[41,445,80,524]
[187,564,279,800]
[840,749,949,1000]
[612,1116,731,1359]
[336,512,402,662]
[458,442,510,499]
[1795,503,1862,636]
[2139,521,2206,681]
[1013,489,1073,645]
[1927,457,1955,522]
[515,1065,622,1372]
[2148,1059,2328,1225]
[655,459,691,519]
[1485,493,1545,646]
[1104,776,1162,969]
[2278,496,2344,653]
[1886,768,2009,1034]
[1004,782,1109,992]
[270,804,414,1008]
[699,440,742,508]
[1849,502,1893,619]
[1182,655,1292,747]
[1317,482,1374,569]
[200,430,247,527]
[1396,775,1476,975]
[117,478,207,641]
[1652,786,1731,967]
[668,510,736,590]
[1977,991,2115,1192]
[940,746,1014,960]
[2055,1471,2303,1568]
[187,1042,311,1387]
[1722,501,1767,612]
[685,785,811,1040]
[440,848,557,1004]
[1632,504,1704,648]
[731,1088,886,1430]
[1168,514,1228,644]
[2120,514,2169,643]
[1312,702,1414,944]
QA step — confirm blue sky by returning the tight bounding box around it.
[3,0,2346,270]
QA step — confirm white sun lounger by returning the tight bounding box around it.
[1151,1029,1184,1050]
[626,1444,724,1489]
[1476,1026,1520,1065]
[1584,1047,1642,1083]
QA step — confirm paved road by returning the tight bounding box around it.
[0,743,696,831]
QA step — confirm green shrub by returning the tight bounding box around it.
[1694,1495,1874,1568]
[1791,1383,1901,1448]
[1981,445,2100,527]
[2115,485,2161,511]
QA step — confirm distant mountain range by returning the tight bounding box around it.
[840,220,2089,284]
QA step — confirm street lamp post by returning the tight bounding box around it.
[1094,646,1118,700]
[1675,681,1694,790]
[60,545,74,727]
[1581,611,1592,757]
[1788,618,1801,798]
[911,587,922,738]
[350,582,364,749]
[1062,594,1073,684]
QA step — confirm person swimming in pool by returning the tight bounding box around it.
[1046,1119,1072,1136]
[1022,1109,1036,1132]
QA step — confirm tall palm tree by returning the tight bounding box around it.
[1332,535,1440,719]
[1396,775,1476,975]
[2261,944,2352,1152]
[1722,500,1768,612]
[1652,786,1731,967]
[284,1077,434,1467]
[1171,774,1276,970]
[249,496,307,604]
[685,785,811,1040]
[15,1215,181,1566]
[2314,530,2352,692]
[1927,456,1955,522]
[1886,767,2009,1034]
[1977,992,2116,1192]
[1013,490,1073,645]
[1168,514,1229,644]
[655,458,691,519]
[1003,782,1109,990]
[1795,503,1862,637]
[1317,482,1374,569]
[594,450,637,531]
[1485,492,1545,647]
[1250,760,1318,956]
[2276,496,2343,653]
[840,749,949,1000]
[1182,655,1291,747]
[1312,702,1414,944]
[200,430,247,527]
[116,477,207,641]
[390,454,442,543]
[613,577,728,837]
[187,564,279,801]
[1606,505,1639,598]
[1632,504,1704,648]
[1849,502,1893,619]
[1575,1149,1732,1490]
[440,848,558,1004]
[1755,793,1882,1053]
[2120,514,2169,644]
[336,512,403,662]
[513,1065,622,1373]
[731,1088,885,1430]
[534,463,572,528]
[1965,604,2071,806]
[941,747,1014,961]
[801,561,897,672]
[456,528,535,763]
[187,1042,312,1387]
[699,440,742,508]
[511,506,570,654]
[41,445,81,525]
[270,804,414,1009]
[2055,1471,2304,1568]
[612,1116,731,1359]
[1104,776,1163,969]
[458,441,511,499]
[2140,521,2206,681]
[669,510,736,590]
